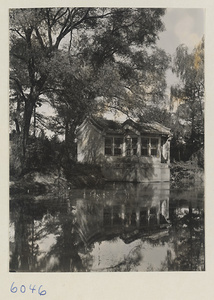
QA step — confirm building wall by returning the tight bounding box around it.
[77,121,170,182]
[101,160,170,182]
[77,121,104,163]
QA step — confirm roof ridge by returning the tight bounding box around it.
[78,116,171,136]
[148,121,171,131]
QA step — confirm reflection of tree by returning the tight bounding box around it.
[160,204,204,271]
[10,196,87,272]
[10,198,50,271]
[10,204,30,271]
[10,186,204,272]
[46,215,86,272]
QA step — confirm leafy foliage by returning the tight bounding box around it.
[171,37,204,162]
[138,106,172,128]
[9,7,169,167]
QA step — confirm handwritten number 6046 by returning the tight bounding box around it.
[10,282,46,295]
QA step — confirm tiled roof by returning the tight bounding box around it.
[91,116,171,136]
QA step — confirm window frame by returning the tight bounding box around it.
[141,136,160,157]
[125,136,138,156]
[104,136,160,157]
[104,136,123,156]
[104,137,113,156]
[150,138,159,157]
[141,137,149,156]
[114,137,123,156]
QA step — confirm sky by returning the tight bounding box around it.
[158,8,205,55]
[157,8,205,91]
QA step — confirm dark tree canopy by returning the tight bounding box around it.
[9,7,169,161]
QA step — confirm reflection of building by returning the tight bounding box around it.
[74,183,170,244]
[76,117,172,182]
[102,198,169,229]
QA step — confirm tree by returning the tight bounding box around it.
[171,37,204,160]
[9,7,169,162]
[91,47,170,118]
[44,51,98,160]
[137,105,172,128]
[9,8,110,156]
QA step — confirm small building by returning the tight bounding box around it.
[76,117,171,182]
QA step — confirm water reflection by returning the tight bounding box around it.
[9,182,204,272]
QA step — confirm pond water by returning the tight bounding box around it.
[9,182,204,272]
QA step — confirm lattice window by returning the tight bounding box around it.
[105,137,123,156]
[105,138,113,155]
[141,138,149,156]
[125,137,138,156]
[141,137,159,157]
[151,138,159,156]
[114,138,123,156]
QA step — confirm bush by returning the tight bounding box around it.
[190,148,204,168]
[23,136,53,173]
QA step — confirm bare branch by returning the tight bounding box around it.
[52,8,69,24]
[10,28,26,40]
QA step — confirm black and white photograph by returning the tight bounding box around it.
[8,7,205,274]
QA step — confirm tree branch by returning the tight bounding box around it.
[53,8,112,50]
[52,8,69,25]
[10,28,26,40]
[34,27,45,50]
[46,9,53,48]
[10,77,27,102]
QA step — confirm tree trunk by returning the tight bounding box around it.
[65,121,77,160]
[22,99,35,157]
[14,118,20,133]
[33,105,36,137]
